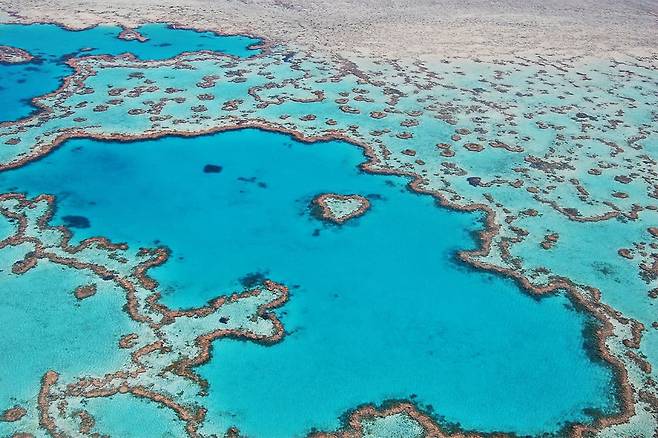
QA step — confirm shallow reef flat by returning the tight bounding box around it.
[313,193,370,224]
[0,23,260,121]
[0,16,656,438]
[2,0,657,57]
[0,44,33,64]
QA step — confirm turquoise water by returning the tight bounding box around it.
[0,129,618,436]
[0,23,259,121]
[85,395,186,438]
[0,250,138,436]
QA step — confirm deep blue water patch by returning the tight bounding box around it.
[0,23,260,121]
[0,128,619,437]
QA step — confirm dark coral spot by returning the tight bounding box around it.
[467,176,481,187]
[203,164,223,173]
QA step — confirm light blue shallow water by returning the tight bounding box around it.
[0,23,260,121]
[0,249,139,437]
[0,129,618,437]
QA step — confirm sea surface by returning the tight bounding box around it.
[0,23,620,437]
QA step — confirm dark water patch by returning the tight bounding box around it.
[239,272,268,288]
[203,164,223,173]
[62,215,90,228]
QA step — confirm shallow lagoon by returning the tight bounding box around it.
[0,128,618,437]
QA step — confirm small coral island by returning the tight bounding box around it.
[0,45,34,64]
[313,193,370,224]
[117,27,149,42]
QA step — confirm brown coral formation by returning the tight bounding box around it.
[311,402,509,438]
[463,143,484,152]
[73,284,97,300]
[117,27,148,42]
[0,45,34,64]
[118,333,140,349]
[1,406,27,422]
[313,193,371,224]
[540,233,559,250]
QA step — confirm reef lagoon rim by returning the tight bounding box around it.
[0,128,620,437]
[1,0,657,57]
